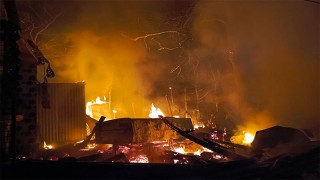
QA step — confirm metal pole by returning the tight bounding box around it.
[169,87,174,107]
[184,88,187,117]
[166,95,173,116]
[108,90,111,114]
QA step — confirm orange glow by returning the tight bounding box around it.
[86,96,108,119]
[129,155,149,163]
[76,140,84,144]
[149,103,165,118]
[193,149,202,156]
[243,132,255,144]
[173,147,186,154]
[86,143,97,149]
[173,145,204,156]
[193,122,205,130]
[230,130,255,145]
[43,141,53,149]
[59,32,148,119]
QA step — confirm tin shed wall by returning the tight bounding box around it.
[37,83,86,144]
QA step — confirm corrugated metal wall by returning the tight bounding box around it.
[37,83,86,144]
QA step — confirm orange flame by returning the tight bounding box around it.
[43,141,53,149]
[193,122,205,130]
[173,147,185,154]
[129,155,149,163]
[242,132,255,144]
[86,96,107,118]
[148,103,164,118]
[230,131,255,145]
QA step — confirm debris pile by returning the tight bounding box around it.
[4,116,320,179]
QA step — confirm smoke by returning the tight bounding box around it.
[17,0,319,130]
[57,32,149,117]
[191,1,319,130]
[31,0,191,118]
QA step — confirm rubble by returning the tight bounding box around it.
[2,116,319,179]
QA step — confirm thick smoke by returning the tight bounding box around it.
[191,1,319,130]
[16,0,319,130]
[20,0,195,118]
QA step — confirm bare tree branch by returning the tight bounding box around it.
[122,31,185,41]
[34,11,63,43]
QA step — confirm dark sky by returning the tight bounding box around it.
[11,0,320,131]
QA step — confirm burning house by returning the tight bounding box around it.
[1,0,320,179]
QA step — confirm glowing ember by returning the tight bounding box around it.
[86,96,107,118]
[193,122,205,130]
[129,155,149,163]
[194,149,202,156]
[86,143,97,149]
[243,132,255,144]
[112,109,117,119]
[203,148,213,153]
[231,130,255,145]
[149,103,165,118]
[43,141,53,149]
[118,145,130,154]
[173,147,185,154]
[210,131,219,140]
[76,140,84,144]
[212,154,223,160]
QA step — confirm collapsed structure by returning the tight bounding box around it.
[1,0,319,179]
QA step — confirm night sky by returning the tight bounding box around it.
[6,0,319,131]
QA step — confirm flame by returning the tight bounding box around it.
[86,96,107,118]
[193,149,202,156]
[173,147,186,154]
[129,155,149,163]
[193,122,205,130]
[230,131,254,145]
[43,141,53,149]
[203,148,213,153]
[148,103,165,118]
[242,132,255,144]
[76,140,84,144]
[86,143,97,149]
[212,154,223,160]
[230,130,255,145]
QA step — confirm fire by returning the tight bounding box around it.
[193,122,205,130]
[243,132,255,144]
[86,96,107,118]
[212,154,224,160]
[43,141,53,149]
[129,155,149,163]
[174,147,186,154]
[193,149,202,156]
[86,143,97,149]
[230,130,255,145]
[149,103,165,118]
[173,144,204,156]
[76,140,84,144]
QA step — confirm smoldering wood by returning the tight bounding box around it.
[159,115,248,160]
[75,116,105,149]
[94,117,193,145]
